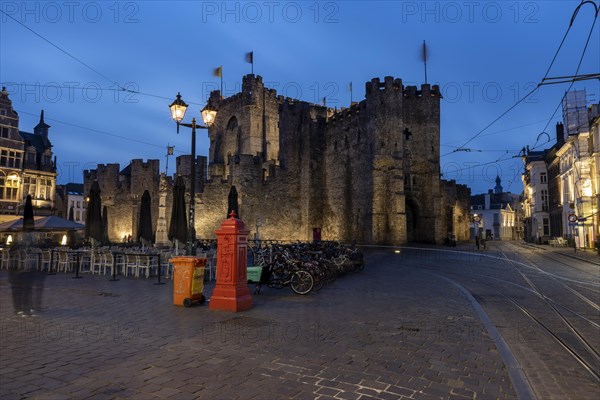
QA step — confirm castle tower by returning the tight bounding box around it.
[402,83,442,243]
[365,77,407,244]
[207,75,279,179]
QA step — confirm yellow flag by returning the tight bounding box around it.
[213,66,222,78]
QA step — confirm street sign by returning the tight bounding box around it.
[568,213,577,223]
[473,215,481,223]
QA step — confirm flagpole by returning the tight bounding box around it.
[220,68,223,98]
[350,82,353,105]
[423,40,428,84]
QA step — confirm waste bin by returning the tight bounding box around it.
[170,256,207,307]
[246,265,263,284]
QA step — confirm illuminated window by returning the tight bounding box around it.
[0,176,19,201]
[23,177,36,197]
[541,189,548,212]
[0,150,22,168]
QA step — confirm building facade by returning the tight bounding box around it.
[523,101,600,248]
[522,151,550,243]
[85,74,471,245]
[56,183,86,224]
[470,176,520,240]
[0,87,57,221]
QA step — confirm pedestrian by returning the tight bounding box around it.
[475,235,480,250]
[8,247,45,317]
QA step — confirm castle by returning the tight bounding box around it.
[84,75,471,244]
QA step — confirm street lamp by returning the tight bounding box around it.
[169,93,217,255]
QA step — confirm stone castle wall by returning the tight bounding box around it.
[84,74,466,245]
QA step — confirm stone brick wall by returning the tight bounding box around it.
[84,74,465,245]
[441,180,472,242]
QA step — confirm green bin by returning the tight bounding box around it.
[247,266,263,283]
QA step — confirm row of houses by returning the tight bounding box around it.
[0,87,84,226]
[522,90,600,248]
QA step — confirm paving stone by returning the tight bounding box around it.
[3,247,565,400]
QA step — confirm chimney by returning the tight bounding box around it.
[556,122,565,146]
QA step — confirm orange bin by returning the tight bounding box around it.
[170,256,207,307]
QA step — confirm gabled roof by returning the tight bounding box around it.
[65,183,84,195]
[19,130,51,153]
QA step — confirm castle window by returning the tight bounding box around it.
[227,116,238,130]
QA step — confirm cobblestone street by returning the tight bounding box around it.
[1,243,598,399]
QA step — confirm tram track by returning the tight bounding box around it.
[401,246,600,392]
[495,248,600,384]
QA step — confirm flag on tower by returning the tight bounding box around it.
[245,51,254,74]
[213,66,223,97]
[349,82,353,104]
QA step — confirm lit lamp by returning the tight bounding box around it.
[169,93,217,255]
[61,234,67,246]
[6,234,13,246]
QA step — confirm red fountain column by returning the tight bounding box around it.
[209,211,253,312]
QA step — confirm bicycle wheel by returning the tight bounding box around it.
[290,270,314,295]
[312,271,325,292]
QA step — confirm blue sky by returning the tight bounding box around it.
[1,1,598,195]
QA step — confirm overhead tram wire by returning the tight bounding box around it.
[15,109,188,154]
[534,1,599,149]
[443,0,598,158]
[0,10,206,107]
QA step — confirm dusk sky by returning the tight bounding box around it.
[1,1,598,195]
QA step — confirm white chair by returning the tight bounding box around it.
[56,251,74,272]
[104,252,117,276]
[159,251,174,279]
[1,249,11,269]
[136,254,152,278]
[90,251,105,275]
[40,249,52,271]
[123,254,139,277]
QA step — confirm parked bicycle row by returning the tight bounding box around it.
[247,241,365,295]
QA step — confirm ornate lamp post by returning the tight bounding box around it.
[169,93,217,255]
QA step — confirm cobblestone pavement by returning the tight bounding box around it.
[2,244,582,400]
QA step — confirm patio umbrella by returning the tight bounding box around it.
[0,216,84,232]
[102,206,109,244]
[227,185,239,219]
[138,190,153,246]
[85,180,103,245]
[23,195,34,232]
[168,176,187,251]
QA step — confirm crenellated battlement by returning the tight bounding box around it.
[81,73,458,245]
[403,84,442,98]
[326,101,364,126]
[365,76,404,95]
